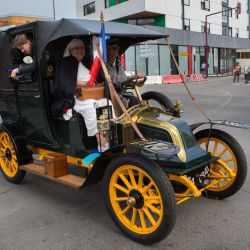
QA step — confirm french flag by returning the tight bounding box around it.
[89,19,108,87]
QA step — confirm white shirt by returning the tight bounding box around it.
[77,62,91,83]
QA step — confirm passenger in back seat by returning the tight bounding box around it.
[52,39,114,152]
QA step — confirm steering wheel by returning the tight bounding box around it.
[121,76,147,90]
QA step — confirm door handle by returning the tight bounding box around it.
[34,94,41,98]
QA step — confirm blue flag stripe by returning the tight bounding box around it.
[101,22,107,63]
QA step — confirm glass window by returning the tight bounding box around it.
[201,0,210,11]
[83,2,95,16]
[125,46,136,72]
[241,52,250,59]
[236,52,240,59]
[136,45,147,74]
[235,28,239,37]
[128,18,155,26]
[201,21,210,33]
[159,45,171,75]
[147,44,159,75]
[184,18,190,30]
[105,0,128,8]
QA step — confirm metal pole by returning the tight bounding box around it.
[204,6,237,78]
[205,15,208,78]
[52,0,56,20]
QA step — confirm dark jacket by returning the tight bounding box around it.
[53,55,79,103]
[51,56,83,116]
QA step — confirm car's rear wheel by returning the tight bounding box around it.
[195,129,247,199]
[0,131,26,184]
[104,154,176,244]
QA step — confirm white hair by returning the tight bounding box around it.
[63,39,84,57]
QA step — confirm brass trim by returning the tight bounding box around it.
[137,117,187,162]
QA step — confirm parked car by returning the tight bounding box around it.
[0,19,248,244]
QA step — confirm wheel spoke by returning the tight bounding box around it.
[146,203,161,216]
[7,161,13,172]
[12,154,17,161]
[143,207,157,226]
[120,205,130,216]
[11,162,17,172]
[138,171,144,189]
[213,142,218,155]
[142,181,154,193]
[218,147,227,158]
[113,184,130,195]
[144,195,161,203]
[118,173,132,190]
[1,140,7,149]
[223,158,233,163]
[128,169,137,188]
[138,210,147,229]
[114,197,128,202]
[131,208,137,225]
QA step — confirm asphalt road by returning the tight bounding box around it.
[0,76,250,250]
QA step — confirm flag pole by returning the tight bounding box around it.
[93,35,145,141]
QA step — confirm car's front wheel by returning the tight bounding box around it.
[104,154,176,244]
[195,129,247,199]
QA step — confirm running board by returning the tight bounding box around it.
[20,163,86,189]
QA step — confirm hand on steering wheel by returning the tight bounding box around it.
[134,75,147,87]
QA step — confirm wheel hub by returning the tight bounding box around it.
[5,148,12,161]
[128,190,144,209]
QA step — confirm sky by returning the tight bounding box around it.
[0,0,76,19]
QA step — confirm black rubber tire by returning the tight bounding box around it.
[141,91,176,115]
[195,129,247,199]
[0,129,26,184]
[103,154,176,245]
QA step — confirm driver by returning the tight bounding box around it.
[10,34,36,79]
[106,38,146,108]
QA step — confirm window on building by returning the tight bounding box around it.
[183,18,190,30]
[222,6,230,23]
[184,0,190,6]
[83,2,95,16]
[241,52,250,59]
[201,21,210,33]
[105,0,128,8]
[235,28,239,37]
[128,18,156,26]
[201,0,210,11]
[222,25,232,36]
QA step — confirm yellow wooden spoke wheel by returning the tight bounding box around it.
[104,154,176,245]
[0,130,26,183]
[195,129,247,199]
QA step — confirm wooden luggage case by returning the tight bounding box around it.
[44,153,68,177]
[76,84,105,100]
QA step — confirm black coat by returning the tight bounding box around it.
[51,55,80,116]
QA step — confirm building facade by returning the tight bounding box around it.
[76,0,250,76]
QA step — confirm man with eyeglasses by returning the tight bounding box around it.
[106,38,146,109]
[10,34,36,80]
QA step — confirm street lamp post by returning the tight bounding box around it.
[205,4,241,77]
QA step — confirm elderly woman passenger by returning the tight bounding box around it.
[53,39,113,151]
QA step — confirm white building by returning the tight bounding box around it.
[76,0,250,76]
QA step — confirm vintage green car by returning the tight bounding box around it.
[0,19,248,244]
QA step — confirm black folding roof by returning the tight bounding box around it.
[6,18,168,57]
